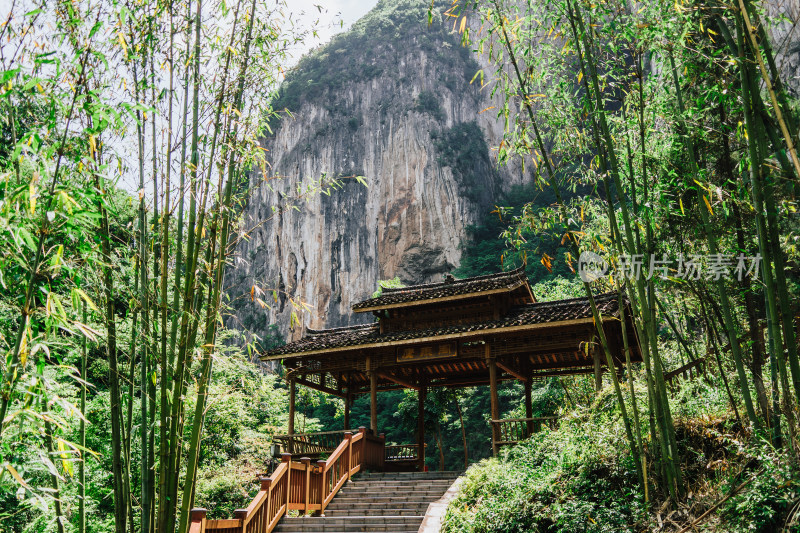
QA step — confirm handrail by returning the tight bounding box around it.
[273,429,361,456]
[664,358,705,383]
[488,416,559,423]
[202,426,385,533]
[490,417,559,449]
[385,443,425,460]
[275,429,362,438]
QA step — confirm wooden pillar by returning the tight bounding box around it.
[288,377,296,453]
[524,378,533,436]
[488,344,499,457]
[369,372,378,434]
[343,389,351,430]
[418,383,426,472]
[592,344,603,392]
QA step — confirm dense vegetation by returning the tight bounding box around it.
[434,0,800,529]
[2,0,800,531]
[0,1,328,532]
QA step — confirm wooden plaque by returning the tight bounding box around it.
[397,342,457,362]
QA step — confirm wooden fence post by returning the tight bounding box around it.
[301,457,311,516]
[189,508,206,533]
[233,508,247,533]
[378,433,386,471]
[317,459,327,515]
[282,453,291,511]
[344,432,353,480]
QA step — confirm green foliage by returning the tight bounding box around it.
[371,276,405,298]
[443,405,648,533]
[453,185,587,290]
[433,121,496,204]
[414,90,444,121]
[721,443,800,532]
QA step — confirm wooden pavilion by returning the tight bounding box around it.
[262,267,642,466]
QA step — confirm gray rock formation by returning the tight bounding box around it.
[226,0,520,342]
[226,0,800,346]
[765,0,800,96]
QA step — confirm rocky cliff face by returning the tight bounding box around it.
[227,0,800,345]
[765,0,800,96]
[227,0,520,342]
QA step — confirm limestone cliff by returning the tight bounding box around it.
[227,0,519,342]
[226,0,800,345]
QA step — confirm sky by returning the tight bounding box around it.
[287,0,379,62]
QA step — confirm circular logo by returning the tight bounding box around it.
[578,251,609,282]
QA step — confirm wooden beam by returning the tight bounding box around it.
[496,360,527,382]
[665,358,705,383]
[262,316,609,360]
[294,377,346,398]
[376,370,418,390]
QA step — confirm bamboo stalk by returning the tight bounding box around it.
[79,301,87,533]
[41,390,65,533]
[667,48,761,435]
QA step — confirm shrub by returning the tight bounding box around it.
[414,90,445,121]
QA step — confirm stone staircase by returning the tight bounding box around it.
[273,471,461,533]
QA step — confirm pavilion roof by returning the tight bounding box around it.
[351,266,531,313]
[264,291,622,360]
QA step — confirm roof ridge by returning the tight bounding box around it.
[380,266,525,294]
[306,323,378,336]
[520,291,619,308]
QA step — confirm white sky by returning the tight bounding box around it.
[287,0,379,63]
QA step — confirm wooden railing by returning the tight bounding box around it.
[188,427,385,533]
[385,443,423,461]
[490,417,559,448]
[272,429,361,457]
[664,358,705,383]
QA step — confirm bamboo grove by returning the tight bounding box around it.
[446,0,800,503]
[0,0,334,531]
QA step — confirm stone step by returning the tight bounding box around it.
[336,489,448,497]
[354,472,460,479]
[323,509,427,517]
[340,481,454,488]
[273,516,424,532]
[324,505,430,513]
[271,470,460,532]
[324,492,443,505]
[324,502,431,510]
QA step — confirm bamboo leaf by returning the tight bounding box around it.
[4,464,31,489]
[57,440,74,477]
[703,195,713,215]
[73,288,99,312]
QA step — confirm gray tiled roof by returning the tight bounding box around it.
[351,267,529,312]
[264,291,621,359]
